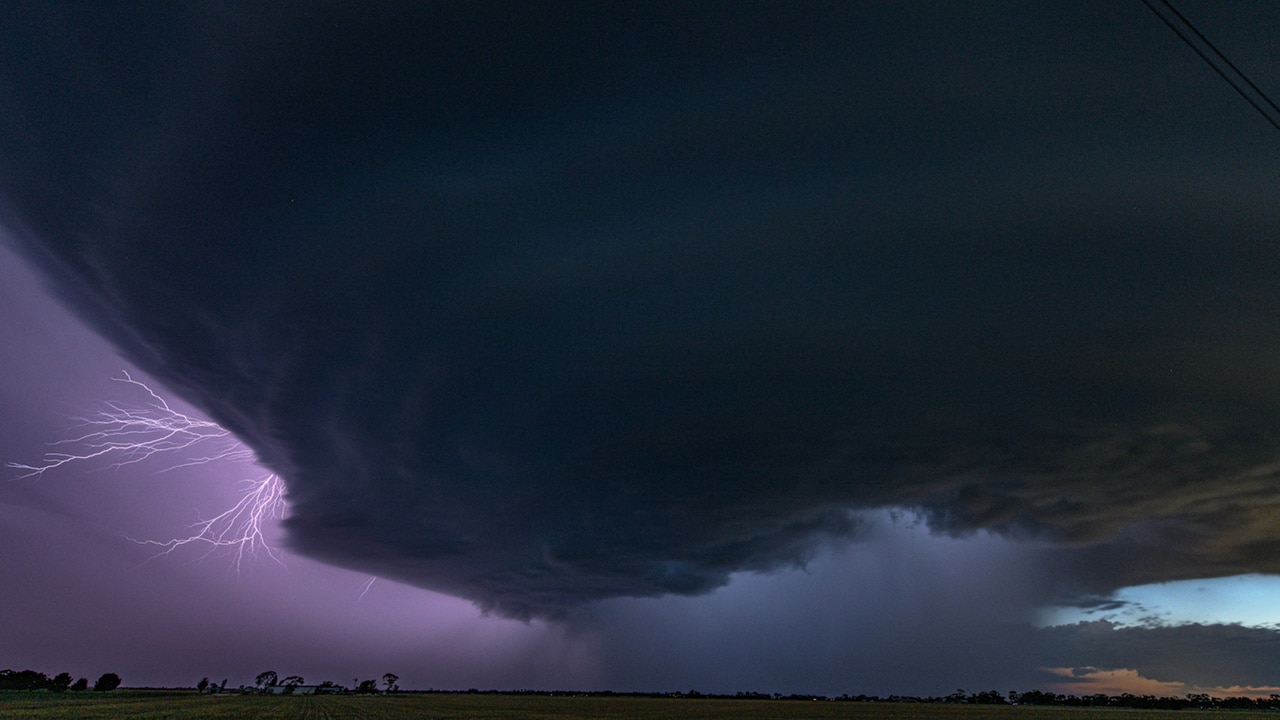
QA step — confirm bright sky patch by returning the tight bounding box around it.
[1040,574,1280,630]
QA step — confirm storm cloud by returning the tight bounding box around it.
[3,2,1280,618]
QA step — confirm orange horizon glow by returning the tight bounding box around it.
[1041,666,1280,699]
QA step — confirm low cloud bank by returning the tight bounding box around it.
[1041,621,1280,692]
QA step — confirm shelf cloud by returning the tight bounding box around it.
[4,2,1280,620]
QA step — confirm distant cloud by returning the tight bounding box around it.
[1043,665,1280,699]
[1039,622,1280,691]
[1041,666,1188,697]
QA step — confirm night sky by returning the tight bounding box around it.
[3,1,1280,697]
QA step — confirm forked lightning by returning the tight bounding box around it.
[8,372,286,570]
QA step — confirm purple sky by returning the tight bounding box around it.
[1,240,596,691]
[4,1,1280,697]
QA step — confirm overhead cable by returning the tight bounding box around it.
[1140,0,1280,133]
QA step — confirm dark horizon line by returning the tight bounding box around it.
[9,679,1280,707]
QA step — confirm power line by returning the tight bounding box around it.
[1139,0,1280,133]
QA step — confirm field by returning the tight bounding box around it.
[2,692,1280,720]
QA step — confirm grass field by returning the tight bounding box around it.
[2,692,1279,720]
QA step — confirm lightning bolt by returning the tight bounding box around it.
[357,576,377,601]
[7,372,287,572]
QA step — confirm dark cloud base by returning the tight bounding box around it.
[1041,621,1280,691]
[3,3,1280,618]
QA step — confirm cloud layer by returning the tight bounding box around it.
[1041,621,1280,692]
[3,3,1280,617]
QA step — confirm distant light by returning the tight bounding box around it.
[1038,574,1280,629]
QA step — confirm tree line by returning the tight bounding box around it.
[853,688,1280,710]
[746,688,1280,710]
[10,668,1280,709]
[0,669,120,692]
[218,670,399,695]
[473,687,1280,710]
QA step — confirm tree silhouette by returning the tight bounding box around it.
[255,670,278,689]
[0,670,48,690]
[49,673,72,693]
[71,677,88,691]
[197,677,209,693]
[93,673,121,692]
[382,673,399,693]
